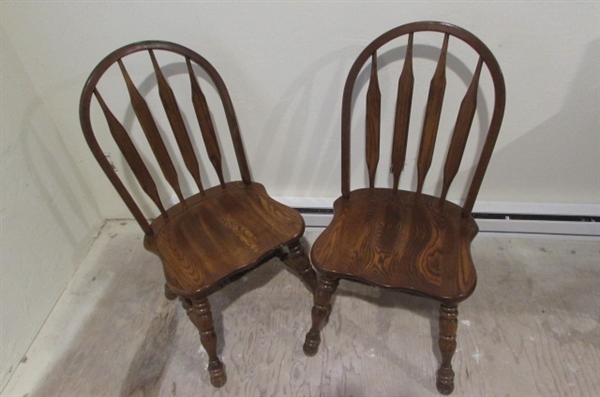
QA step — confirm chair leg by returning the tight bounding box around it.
[281,240,318,293]
[436,304,458,395]
[303,274,339,356]
[164,283,178,300]
[181,296,227,388]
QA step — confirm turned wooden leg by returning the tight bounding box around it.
[280,240,318,293]
[303,274,339,356]
[164,283,177,300]
[181,297,227,388]
[436,304,458,395]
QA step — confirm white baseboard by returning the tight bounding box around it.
[275,197,600,238]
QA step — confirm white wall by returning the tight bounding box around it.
[0,30,104,387]
[1,0,598,389]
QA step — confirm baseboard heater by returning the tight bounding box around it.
[280,200,600,238]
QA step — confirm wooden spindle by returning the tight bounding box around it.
[366,52,381,190]
[440,58,483,204]
[416,33,449,196]
[149,50,205,194]
[182,297,227,387]
[117,59,184,203]
[436,304,459,394]
[391,33,414,191]
[94,89,166,216]
[186,58,226,188]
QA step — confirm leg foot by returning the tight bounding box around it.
[436,304,458,395]
[164,283,177,300]
[303,274,338,356]
[281,240,318,293]
[182,297,227,387]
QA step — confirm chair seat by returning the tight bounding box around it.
[144,182,305,296]
[311,188,479,303]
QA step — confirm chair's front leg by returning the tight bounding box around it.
[436,304,458,395]
[281,240,318,293]
[181,296,227,388]
[303,274,339,356]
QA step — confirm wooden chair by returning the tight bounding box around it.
[79,41,317,388]
[303,22,505,394]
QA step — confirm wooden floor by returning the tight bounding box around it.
[3,220,599,397]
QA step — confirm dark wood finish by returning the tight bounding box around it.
[150,50,205,194]
[366,53,381,189]
[93,89,167,216]
[144,182,314,296]
[440,58,483,204]
[79,41,317,387]
[278,240,319,293]
[391,32,414,191]
[181,297,226,387]
[437,304,458,395]
[417,33,448,196]
[310,189,478,301]
[118,59,185,202]
[187,58,226,188]
[303,274,339,357]
[305,21,505,395]
[164,283,178,301]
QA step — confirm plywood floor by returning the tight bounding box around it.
[3,220,599,397]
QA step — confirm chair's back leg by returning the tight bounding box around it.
[181,296,227,387]
[164,283,177,301]
[437,304,458,395]
[279,240,318,293]
[303,274,339,356]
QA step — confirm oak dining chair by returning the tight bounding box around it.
[79,41,317,388]
[303,22,506,394]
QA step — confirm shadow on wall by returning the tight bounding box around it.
[481,39,600,203]
[253,35,599,206]
[20,96,104,250]
[253,47,363,198]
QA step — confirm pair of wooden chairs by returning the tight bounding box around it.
[79,21,505,394]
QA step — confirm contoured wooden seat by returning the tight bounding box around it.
[303,22,506,394]
[313,188,478,301]
[79,41,317,388]
[147,182,309,294]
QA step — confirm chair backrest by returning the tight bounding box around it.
[341,21,506,216]
[80,41,251,235]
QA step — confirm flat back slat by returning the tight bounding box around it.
[391,33,414,191]
[366,53,381,190]
[416,33,449,196]
[186,58,226,187]
[93,89,167,216]
[117,59,184,202]
[340,22,506,216]
[149,49,205,194]
[440,57,483,204]
[80,96,152,233]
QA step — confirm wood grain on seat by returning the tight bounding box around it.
[146,182,305,296]
[311,189,478,303]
